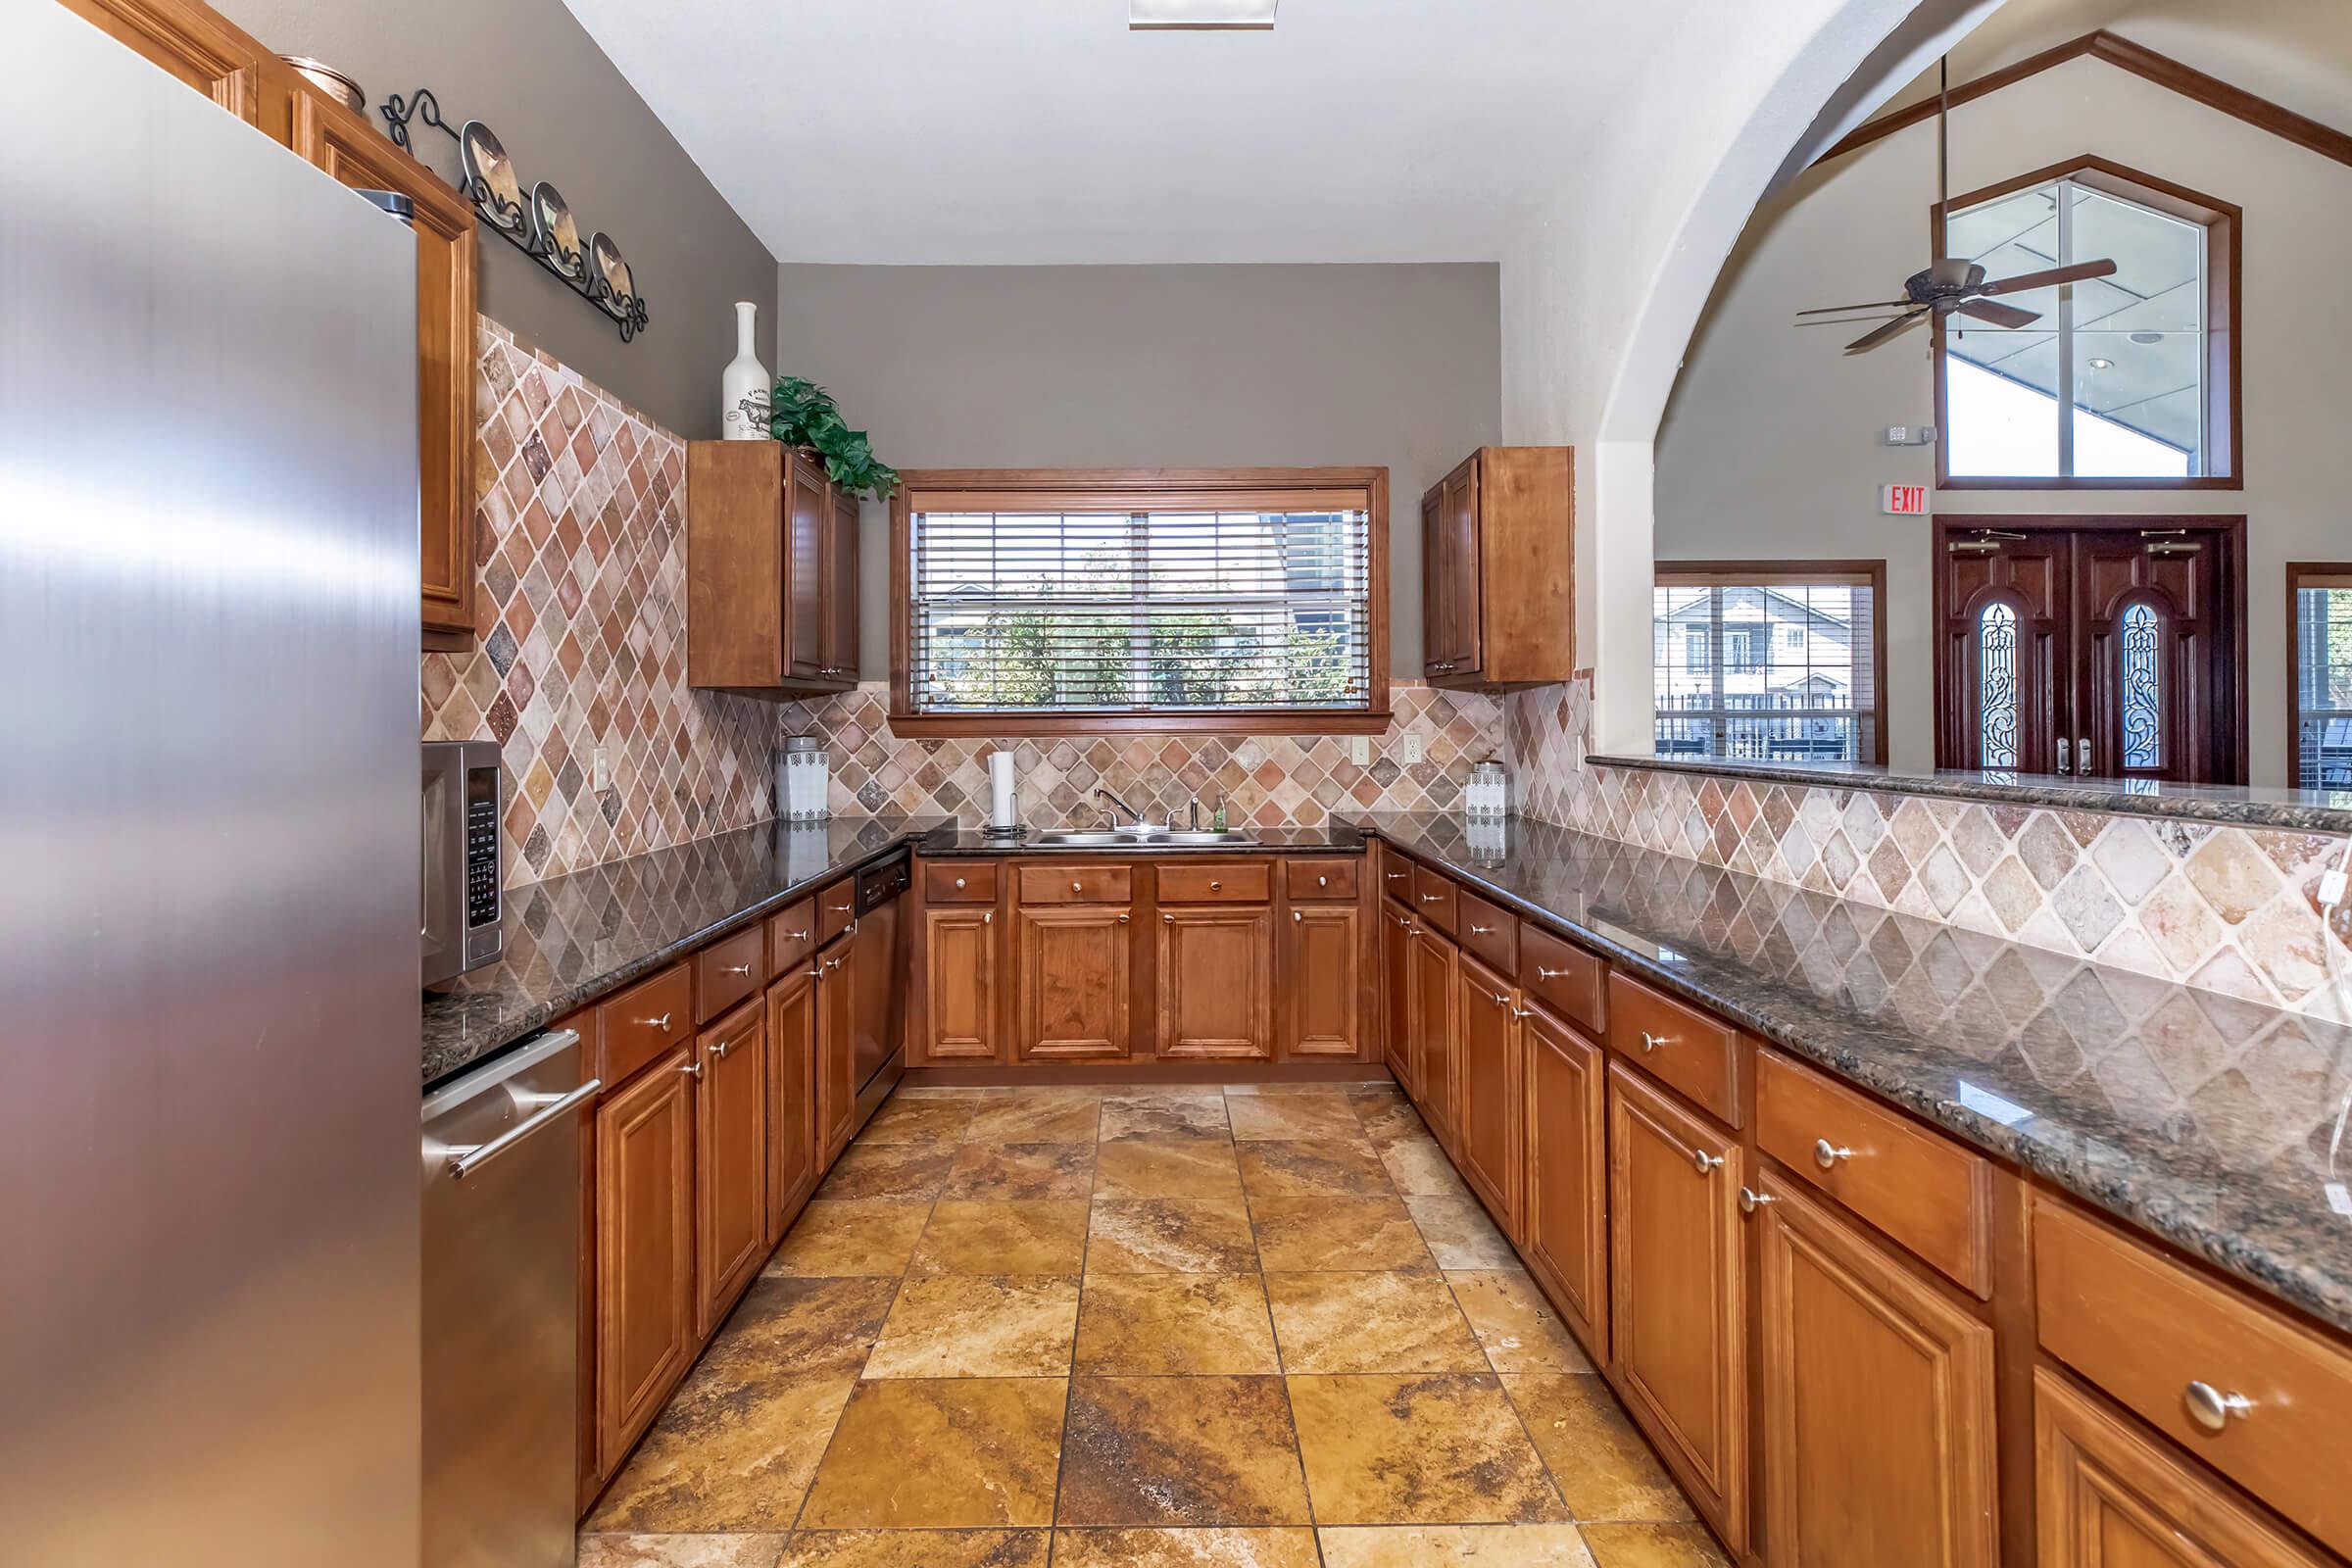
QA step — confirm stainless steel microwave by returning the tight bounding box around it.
[421,740,504,988]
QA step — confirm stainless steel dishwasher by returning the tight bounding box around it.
[420,1030,599,1567]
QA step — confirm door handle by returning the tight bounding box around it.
[444,1078,602,1180]
[2079,735,2093,776]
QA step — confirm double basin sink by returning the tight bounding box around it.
[1027,828,1259,849]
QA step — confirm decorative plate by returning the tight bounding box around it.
[590,232,634,307]
[459,121,525,230]
[531,182,582,276]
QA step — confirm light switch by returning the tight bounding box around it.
[593,746,610,791]
[1348,736,1371,766]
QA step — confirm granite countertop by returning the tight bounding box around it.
[1589,753,2352,835]
[1352,812,2352,1336]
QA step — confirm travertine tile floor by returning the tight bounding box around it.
[579,1081,1730,1568]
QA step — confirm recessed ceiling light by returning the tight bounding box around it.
[1130,0,1277,30]
[2087,357,2114,369]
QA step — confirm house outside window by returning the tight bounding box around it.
[2290,564,2352,791]
[1654,564,1886,764]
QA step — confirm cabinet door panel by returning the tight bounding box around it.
[823,482,859,680]
[1758,1182,1996,1568]
[595,1049,696,1476]
[923,906,999,1062]
[766,967,818,1246]
[1454,953,1521,1231]
[695,1002,767,1340]
[1383,904,1417,1097]
[1522,1003,1607,1358]
[1157,906,1272,1059]
[814,935,858,1162]
[1016,906,1132,1059]
[786,460,827,681]
[1410,928,1459,1149]
[1608,1061,1746,1552]
[1287,904,1362,1058]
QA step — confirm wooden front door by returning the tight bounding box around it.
[1935,518,2244,783]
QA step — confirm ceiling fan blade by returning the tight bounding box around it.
[1953,298,2040,329]
[1843,310,1930,355]
[1977,258,2119,297]
[1795,299,1914,317]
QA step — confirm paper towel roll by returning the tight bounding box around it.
[989,750,1016,829]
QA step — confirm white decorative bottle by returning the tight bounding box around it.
[720,300,769,440]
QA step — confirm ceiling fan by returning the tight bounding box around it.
[1796,58,2118,355]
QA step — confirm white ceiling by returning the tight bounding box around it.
[559,0,1685,265]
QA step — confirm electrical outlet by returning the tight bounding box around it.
[593,746,610,791]
[1348,735,1372,766]
[1398,734,1424,765]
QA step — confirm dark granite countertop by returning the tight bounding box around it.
[421,816,952,1088]
[1590,753,2352,835]
[1351,812,2352,1336]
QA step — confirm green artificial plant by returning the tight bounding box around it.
[766,375,901,500]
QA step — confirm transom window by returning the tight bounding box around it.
[2290,564,2352,791]
[891,468,1389,735]
[1653,564,1886,765]
[1937,157,2238,488]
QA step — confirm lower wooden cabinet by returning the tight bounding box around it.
[1015,905,1132,1059]
[1755,1179,1997,1568]
[1453,952,1522,1231]
[693,999,767,1340]
[1285,903,1363,1057]
[1520,1000,1607,1358]
[921,906,998,1062]
[1409,926,1460,1151]
[765,965,819,1246]
[2035,1368,2331,1568]
[814,932,858,1161]
[594,1047,697,1477]
[1382,904,1418,1096]
[1608,1060,1747,1553]
[1157,905,1274,1059]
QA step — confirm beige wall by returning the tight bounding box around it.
[219,0,775,438]
[772,263,1502,677]
[1655,55,2352,781]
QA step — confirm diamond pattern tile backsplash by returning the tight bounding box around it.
[1504,676,2352,1021]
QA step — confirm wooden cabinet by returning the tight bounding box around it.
[1285,904,1362,1058]
[1419,447,1574,689]
[1382,903,1418,1098]
[1521,1001,1607,1359]
[1755,1180,1997,1568]
[1157,904,1274,1059]
[2035,1369,2330,1568]
[764,964,818,1247]
[1453,952,1522,1231]
[1016,905,1132,1059]
[687,441,858,693]
[1409,925,1459,1151]
[60,0,267,122]
[813,932,858,1161]
[921,906,999,1062]
[1608,1060,1747,1553]
[594,1046,696,1477]
[693,1000,767,1339]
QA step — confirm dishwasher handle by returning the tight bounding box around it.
[446,1078,601,1181]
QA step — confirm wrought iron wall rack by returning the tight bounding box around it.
[379,88,649,342]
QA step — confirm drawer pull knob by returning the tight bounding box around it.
[955,877,966,889]
[1739,1186,1775,1214]
[1387,871,1408,881]
[1536,966,1571,981]
[1163,913,1174,924]
[830,902,852,913]
[1813,1139,1853,1169]
[1470,923,1494,935]
[639,1011,673,1033]
[679,1059,702,1078]
[983,910,993,924]
[1293,910,1303,922]
[1209,880,1222,891]
[1072,881,1084,893]
[722,963,753,975]
[1640,1030,1668,1052]
[1318,875,1329,887]
[710,1039,730,1059]
[1690,1150,1724,1176]
[1118,913,1130,925]
[785,929,809,942]
[2183,1381,2253,1433]
[1419,893,1444,904]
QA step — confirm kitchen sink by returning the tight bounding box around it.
[1027,828,1259,849]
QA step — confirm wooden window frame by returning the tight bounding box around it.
[889,466,1391,737]
[2286,562,2352,790]
[1652,560,1890,766]
[1932,155,2242,492]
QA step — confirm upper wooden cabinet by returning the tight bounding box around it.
[60,0,267,124]
[688,442,860,694]
[1419,446,1574,689]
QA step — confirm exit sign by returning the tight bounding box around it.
[1882,484,1929,515]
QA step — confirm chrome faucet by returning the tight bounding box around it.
[1095,786,1143,828]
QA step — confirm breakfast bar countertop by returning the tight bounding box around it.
[1354,812,2352,1337]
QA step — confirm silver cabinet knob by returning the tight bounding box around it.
[679,1059,702,1077]
[710,1039,731,1059]
[1209,880,1222,892]
[1814,1138,1853,1169]
[829,902,852,913]
[1739,1186,1775,1214]
[786,929,809,942]
[1470,923,1494,935]
[1387,870,1408,881]
[1293,910,1302,922]
[1117,913,1130,925]
[1419,893,1443,904]
[1640,1030,1668,1053]
[955,877,966,890]
[1536,966,1570,980]
[723,963,753,975]
[1162,913,1174,923]
[1691,1149,1724,1176]
[2183,1381,2253,1433]
[982,910,993,924]
[640,1011,672,1033]
[1072,881,1084,893]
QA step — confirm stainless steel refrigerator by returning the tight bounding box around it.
[0,7,423,1564]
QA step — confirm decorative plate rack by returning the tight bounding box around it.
[379,88,650,342]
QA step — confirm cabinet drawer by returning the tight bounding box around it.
[1284,858,1358,901]
[695,924,767,1024]
[1159,861,1271,904]
[1521,925,1604,1035]
[1756,1049,1990,1296]
[924,860,999,904]
[1376,843,1418,902]
[1411,864,1457,933]
[1018,863,1135,905]
[816,877,858,941]
[1457,888,1518,978]
[765,898,817,974]
[1606,971,1740,1128]
[597,963,694,1087]
[2034,1199,2352,1559]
